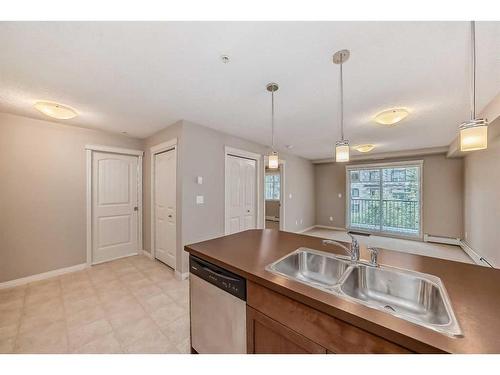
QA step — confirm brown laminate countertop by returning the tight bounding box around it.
[185,229,500,353]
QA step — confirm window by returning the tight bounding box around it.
[347,161,422,237]
[265,172,280,200]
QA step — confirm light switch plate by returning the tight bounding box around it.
[196,195,204,204]
[197,176,203,185]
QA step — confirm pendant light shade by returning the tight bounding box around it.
[333,49,350,162]
[266,83,279,169]
[459,21,488,152]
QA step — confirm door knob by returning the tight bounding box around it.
[134,206,138,211]
[247,210,250,213]
[168,214,173,218]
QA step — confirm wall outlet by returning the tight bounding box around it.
[196,195,204,204]
[289,193,293,199]
[338,193,342,198]
[197,176,203,185]
[329,216,333,222]
[295,220,298,225]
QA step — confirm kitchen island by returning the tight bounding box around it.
[185,229,500,353]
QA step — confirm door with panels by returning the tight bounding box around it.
[154,148,177,268]
[227,155,257,234]
[92,152,139,264]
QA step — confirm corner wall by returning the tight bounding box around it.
[0,112,143,283]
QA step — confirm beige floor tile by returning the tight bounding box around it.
[87,268,117,284]
[24,292,61,307]
[72,332,123,354]
[0,307,22,327]
[15,321,68,354]
[114,316,160,347]
[19,307,65,334]
[100,294,137,314]
[0,323,19,340]
[165,287,189,305]
[149,303,187,329]
[0,337,16,353]
[138,292,175,313]
[107,303,146,330]
[61,280,94,294]
[125,277,154,292]
[131,284,163,300]
[66,305,106,329]
[0,298,24,312]
[68,318,113,351]
[119,270,146,284]
[162,315,190,346]
[124,330,179,354]
[176,337,191,354]
[64,295,101,315]
[62,286,97,303]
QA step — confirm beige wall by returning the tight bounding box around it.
[143,120,316,273]
[315,153,464,239]
[0,113,143,282]
[463,117,500,267]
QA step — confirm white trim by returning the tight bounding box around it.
[345,160,424,240]
[86,146,143,266]
[460,241,493,267]
[85,144,144,156]
[175,271,189,281]
[296,225,317,234]
[142,250,153,259]
[314,225,347,231]
[0,263,88,289]
[150,138,178,270]
[224,146,264,234]
[424,234,461,246]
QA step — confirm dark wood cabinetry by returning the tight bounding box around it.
[247,281,413,354]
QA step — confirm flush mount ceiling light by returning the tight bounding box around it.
[374,108,409,125]
[333,49,351,162]
[353,144,375,153]
[266,82,279,169]
[34,101,78,120]
[459,21,488,152]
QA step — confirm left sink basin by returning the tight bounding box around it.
[266,248,351,288]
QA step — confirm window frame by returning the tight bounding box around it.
[345,160,424,240]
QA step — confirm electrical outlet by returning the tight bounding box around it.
[329,216,333,221]
[196,195,204,204]
[338,193,342,198]
[295,220,298,225]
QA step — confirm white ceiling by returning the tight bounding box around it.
[0,21,499,160]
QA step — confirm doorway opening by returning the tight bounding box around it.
[264,160,285,230]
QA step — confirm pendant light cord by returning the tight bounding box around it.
[271,88,275,150]
[471,20,476,120]
[339,54,344,141]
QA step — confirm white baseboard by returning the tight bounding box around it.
[424,234,461,246]
[296,225,316,234]
[175,271,189,281]
[142,249,153,259]
[460,241,493,267]
[0,263,88,290]
[314,225,347,231]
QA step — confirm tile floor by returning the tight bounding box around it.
[302,227,474,264]
[0,255,190,354]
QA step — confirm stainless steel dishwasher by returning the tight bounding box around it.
[189,255,247,354]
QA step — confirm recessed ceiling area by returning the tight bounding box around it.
[0,21,498,160]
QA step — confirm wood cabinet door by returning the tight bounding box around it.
[247,307,327,354]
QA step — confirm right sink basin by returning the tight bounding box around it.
[339,264,462,337]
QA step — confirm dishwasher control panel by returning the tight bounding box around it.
[189,255,246,300]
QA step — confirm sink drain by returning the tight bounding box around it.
[384,305,396,312]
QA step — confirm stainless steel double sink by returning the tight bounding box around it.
[266,247,462,337]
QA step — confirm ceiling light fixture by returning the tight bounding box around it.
[459,21,488,152]
[34,101,78,120]
[374,108,409,125]
[333,49,350,162]
[354,144,375,153]
[266,82,279,169]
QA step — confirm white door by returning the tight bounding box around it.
[92,152,139,264]
[227,155,257,234]
[154,148,177,268]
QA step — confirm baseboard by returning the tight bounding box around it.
[142,249,153,259]
[460,241,493,267]
[0,263,88,290]
[296,225,316,234]
[175,271,189,281]
[265,216,280,222]
[424,234,461,246]
[314,225,347,231]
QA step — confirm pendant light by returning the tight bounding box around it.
[459,21,488,152]
[333,49,350,162]
[267,82,279,169]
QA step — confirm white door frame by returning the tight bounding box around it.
[263,156,286,231]
[85,144,144,266]
[150,138,178,267]
[224,146,263,235]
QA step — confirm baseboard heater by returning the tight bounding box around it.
[423,234,461,246]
